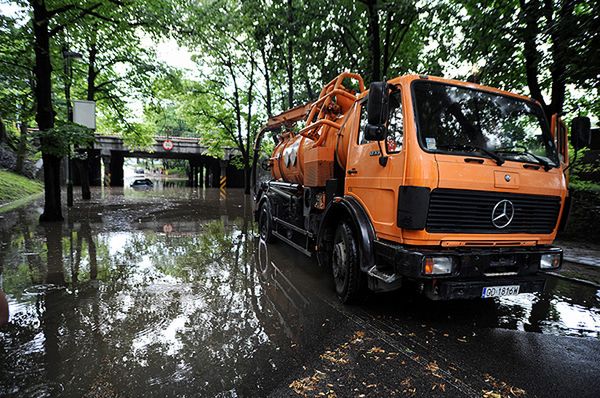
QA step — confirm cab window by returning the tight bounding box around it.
[357,92,403,152]
[386,91,403,154]
[357,102,369,145]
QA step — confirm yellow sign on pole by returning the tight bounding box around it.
[219,176,226,200]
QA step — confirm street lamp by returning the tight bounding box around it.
[62,47,83,208]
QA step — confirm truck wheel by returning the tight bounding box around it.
[332,221,363,303]
[259,202,275,243]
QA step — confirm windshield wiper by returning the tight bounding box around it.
[437,144,505,166]
[494,145,551,171]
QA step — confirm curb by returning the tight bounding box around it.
[563,256,600,269]
[544,271,600,289]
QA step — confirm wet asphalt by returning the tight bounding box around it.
[0,183,599,397]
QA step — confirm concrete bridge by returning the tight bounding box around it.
[81,135,244,188]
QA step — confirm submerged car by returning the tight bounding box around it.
[130,178,154,188]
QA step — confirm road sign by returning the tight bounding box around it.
[73,100,96,129]
[162,139,174,151]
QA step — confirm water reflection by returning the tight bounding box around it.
[0,192,322,396]
[0,279,7,327]
[0,188,599,396]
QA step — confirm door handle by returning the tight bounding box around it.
[347,168,358,175]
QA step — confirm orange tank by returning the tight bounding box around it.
[270,72,365,187]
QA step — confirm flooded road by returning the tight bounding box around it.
[1,186,599,397]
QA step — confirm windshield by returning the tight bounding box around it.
[412,81,559,167]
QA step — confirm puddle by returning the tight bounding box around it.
[1,186,598,396]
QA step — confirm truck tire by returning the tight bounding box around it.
[332,221,364,303]
[259,202,275,243]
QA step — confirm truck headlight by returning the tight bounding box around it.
[540,253,561,269]
[423,256,453,275]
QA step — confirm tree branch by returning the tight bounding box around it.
[47,4,76,19]
[49,4,103,37]
[519,0,546,108]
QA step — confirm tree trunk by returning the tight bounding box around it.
[286,0,294,109]
[32,0,62,222]
[76,153,91,200]
[547,1,575,118]
[245,62,255,195]
[520,0,546,115]
[81,155,91,200]
[87,39,98,102]
[382,8,392,78]
[260,46,272,117]
[0,116,6,144]
[244,162,251,195]
[16,122,28,174]
[78,39,98,201]
[304,76,315,101]
[40,154,63,222]
[364,0,381,82]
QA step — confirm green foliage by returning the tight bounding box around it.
[0,12,35,126]
[435,0,600,118]
[121,122,156,151]
[143,70,245,161]
[568,143,600,191]
[3,0,597,186]
[35,121,94,157]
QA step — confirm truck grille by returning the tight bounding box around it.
[426,189,561,234]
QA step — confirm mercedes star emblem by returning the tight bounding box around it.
[492,199,514,228]
[504,174,511,182]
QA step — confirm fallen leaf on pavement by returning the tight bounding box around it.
[367,346,385,354]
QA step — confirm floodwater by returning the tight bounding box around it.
[1,185,599,397]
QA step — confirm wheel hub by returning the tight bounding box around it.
[332,241,347,285]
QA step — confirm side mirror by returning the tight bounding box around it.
[571,116,591,150]
[364,81,389,141]
[364,124,386,142]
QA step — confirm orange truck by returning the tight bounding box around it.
[252,72,592,303]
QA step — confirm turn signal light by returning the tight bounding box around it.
[423,256,453,275]
[540,253,561,269]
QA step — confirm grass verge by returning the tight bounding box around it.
[0,169,43,208]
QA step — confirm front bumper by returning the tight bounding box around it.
[422,275,546,300]
[373,240,561,300]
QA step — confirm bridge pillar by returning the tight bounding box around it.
[89,150,102,186]
[198,163,204,188]
[110,153,124,187]
[192,165,198,187]
[187,161,194,187]
[205,163,211,188]
[212,162,220,188]
[101,155,111,187]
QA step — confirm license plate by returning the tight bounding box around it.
[482,285,520,298]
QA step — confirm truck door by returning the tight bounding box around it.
[345,90,405,236]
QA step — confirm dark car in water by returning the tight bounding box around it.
[130,178,154,188]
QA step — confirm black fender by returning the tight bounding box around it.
[317,196,376,272]
[254,189,271,222]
